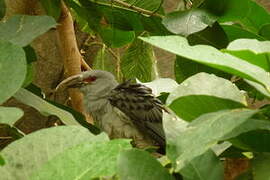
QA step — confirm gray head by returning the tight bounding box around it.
[56,70,118,96]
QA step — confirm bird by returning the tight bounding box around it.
[56,70,165,149]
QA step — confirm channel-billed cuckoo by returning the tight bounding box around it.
[57,70,165,148]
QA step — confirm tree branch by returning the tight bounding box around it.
[57,0,93,124]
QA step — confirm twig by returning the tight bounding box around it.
[112,0,164,18]
[0,137,12,139]
[57,0,93,124]
[86,42,120,61]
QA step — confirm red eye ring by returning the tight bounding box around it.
[83,76,97,83]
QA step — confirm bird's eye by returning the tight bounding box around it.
[83,76,97,83]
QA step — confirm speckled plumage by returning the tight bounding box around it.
[78,70,165,147]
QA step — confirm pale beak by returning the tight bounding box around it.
[55,74,84,91]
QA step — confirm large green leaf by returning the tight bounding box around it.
[117,149,174,180]
[222,119,270,141]
[230,130,270,152]
[218,0,270,33]
[40,0,61,20]
[0,15,57,47]
[164,109,258,171]
[223,39,270,71]
[121,38,156,82]
[0,126,108,180]
[180,150,224,180]
[13,88,79,125]
[162,9,217,36]
[244,80,270,98]
[167,73,246,121]
[79,0,169,35]
[174,56,230,83]
[187,22,229,49]
[0,40,27,104]
[140,36,270,91]
[252,153,270,180]
[221,25,266,42]
[99,27,135,48]
[0,107,23,126]
[31,139,131,180]
[226,39,270,54]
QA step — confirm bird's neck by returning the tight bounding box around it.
[82,79,118,113]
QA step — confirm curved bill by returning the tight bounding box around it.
[55,74,84,91]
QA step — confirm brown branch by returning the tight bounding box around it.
[57,0,93,124]
[112,0,164,18]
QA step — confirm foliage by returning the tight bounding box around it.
[1,0,270,179]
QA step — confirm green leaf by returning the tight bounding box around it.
[164,109,258,171]
[218,0,270,33]
[245,79,270,98]
[174,56,230,83]
[222,25,266,42]
[137,78,178,96]
[123,0,164,13]
[140,36,270,91]
[117,149,174,180]
[13,88,79,125]
[187,22,229,49]
[23,46,37,63]
[66,0,102,32]
[46,99,101,135]
[230,130,270,152]
[252,153,270,180]
[40,0,61,20]
[162,9,217,36]
[167,73,246,121]
[121,38,156,82]
[0,40,27,104]
[180,150,224,180]
[223,39,270,72]
[226,39,270,54]
[259,24,270,40]
[22,46,37,87]
[0,15,57,47]
[163,112,188,143]
[223,119,270,141]
[0,107,23,126]
[31,139,131,180]
[92,47,118,78]
[99,27,135,48]
[79,0,169,35]
[0,0,5,20]
[0,154,4,166]
[0,126,109,180]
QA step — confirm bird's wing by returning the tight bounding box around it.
[107,80,165,146]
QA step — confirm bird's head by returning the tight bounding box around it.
[56,70,118,95]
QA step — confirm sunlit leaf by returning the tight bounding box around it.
[117,149,174,180]
[0,15,57,47]
[0,126,109,180]
[0,40,27,104]
[13,88,79,125]
[140,36,270,91]
[0,107,23,126]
